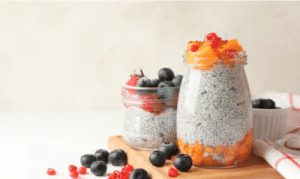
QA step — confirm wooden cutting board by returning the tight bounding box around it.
[108,136,284,179]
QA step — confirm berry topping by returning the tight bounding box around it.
[108,149,127,166]
[190,44,199,52]
[47,168,56,175]
[168,167,179,178]
[150,79,160,87]
[126,69,145,94]
[149,150,166,167]
[80,154,97,168]
[252,99,276,109]
[129,168,150,179]
[120,171,131,179]
[121,164,134,173]
[204,32,220,42]
[136,77,153,94]
[90,161,107,176]
[158,142,179,159]
[210,39,219,50]
[95,149,109,164]
[68,165,77,173]
[78,166,87,174]
[139,93,165,115]
[157,81,176,100]
[172,75,183,87]
[171,156,176,161]
[173,154,193,172]
[70,171,79,179]
[158,68,175,82]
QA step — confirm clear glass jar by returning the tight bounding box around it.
[121,84,179,150]
[176,51,253,168]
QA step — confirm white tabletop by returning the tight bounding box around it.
[0,111,126,179]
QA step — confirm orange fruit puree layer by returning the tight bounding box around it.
[186,33,244,70]
[177,128,253,167]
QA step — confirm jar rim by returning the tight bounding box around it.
[183,50,248,68]
[121,83,180,90]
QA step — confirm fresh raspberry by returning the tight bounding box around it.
[210,39,219,50]
[47,168,56,175]
[168,167,179,178]
[78,166,87,174]
[68,165,77,173]
[139,93,165,115]
[190,45,199,52]
[120,171,130,179]
[125,69,145,95]
[111,170,121,178]
[121,164,134,173]
[108,173,117,179]
[70,171,79,179]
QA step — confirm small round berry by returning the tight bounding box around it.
[47,168,56,175]
[204,32,220,42]
[158,68,175,82]
[158,142,179,159]
[68,165,77,173]
[172,75,183,87]
[171,156,176,161]
[78,166,87,175]
[157,81,176,100]
[149,150,166,167]
[90,161,107,176]
[173,154,193,172]
[120,171,130,179]
[168,167,179,178]
[210,40,219,49]
[266,99,276,109]
[190,44,199,52]
[121,164,134,173]
[150,79,160,87]
[129,168,150,179]
[95,149,109,164]
[80,154,97,168]
[70,171,79,179]
[108,149,127,166]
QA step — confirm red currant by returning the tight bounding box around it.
[108,173,117,179]
[112,170,121,178]
[121,164,134,173]
[70,171,79,179]
[68,165,77,173]
[120,171,130,179]
[168,167,179,178]
[190,45,199,52]
[171,156,175,161]
[78,166,87,174]
[47,168,56,175]
[210,40,219,50]
[204,32,220,42]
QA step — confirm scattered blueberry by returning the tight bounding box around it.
[158,68,175,82]
[157,81,176,100]
[252,98,276,109]
[95,149,109,164]
[158,142,179,160]
[129,168,150,179]
[136,77,153,94]
[90,161,107,176]
[108,149,127,166]
[150,79,160,87]
[172,75,183,87]
[173,154,193,172]
[80,154,97,168]
[149,151,166,167]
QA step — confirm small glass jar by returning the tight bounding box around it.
[121,84,179,150]
[177,51,253,168]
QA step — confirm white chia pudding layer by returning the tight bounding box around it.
[177,64,252,147]
[123,107,177,150]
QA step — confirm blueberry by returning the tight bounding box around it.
[95,149,109,164]
[172,75,183,87]
[80,154,97,168]
[266,99,276,109]
[108,149,127,166]
[136,77,152,94]
[158,142,179,159]
[129,168,150,179]
[252,99,276,109]
[157,81,176,100]
[90,161,107,176]
[173,154,193,172]
[158,68,175,82]
[149,151,166,167]
[151,79,160,87]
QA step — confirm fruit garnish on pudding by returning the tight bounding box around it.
[186,33,244,70]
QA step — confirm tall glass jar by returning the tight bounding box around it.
[176,51,253,168]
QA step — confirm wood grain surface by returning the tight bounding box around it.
[108,136,284,179]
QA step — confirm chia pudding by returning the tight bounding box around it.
[121,84,179,150]
[177,34,253,167]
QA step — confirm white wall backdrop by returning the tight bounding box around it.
[0,1,299,111]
